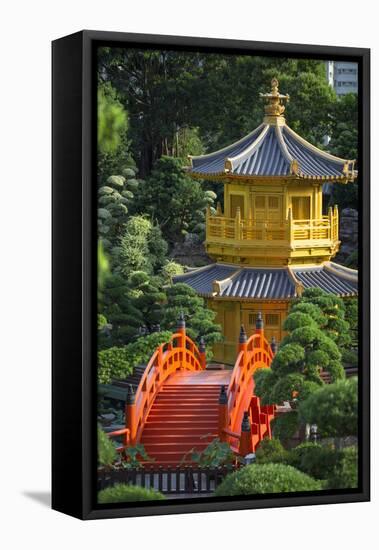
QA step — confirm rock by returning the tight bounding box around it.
[101,413,116,421]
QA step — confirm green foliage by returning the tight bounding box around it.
[299,377,358,438]
[121,444,154,469]
[271,412,299,442]
[253,368,277,406]
[344,297,358,344]
[345,250,358,270]
[283,312,317,332]
[328,93,358,211]
[98,347,134,384]
[97,314,108,330]
[100,271,167,346]
[162,283,222,351]
[98,83,128,154]
[289,302,325,326]
[98,483,165,503]
[186,438,236,468]
[215,463,322,496]
[326,446,358,489]
[254,289,347,443]
[160,260,185,282]
[98,170,138,249]
[255,438,290,465]
[116,216,168,277]
[98,427,117,467]
[298,288,351,349]
[255,439,358,489]
[98,331,172,383]
[98,240,110,293]
[341,349,358,367]
[288,443,338,481]
[133,156,216,243]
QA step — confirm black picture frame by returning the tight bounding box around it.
[52,30,370,520]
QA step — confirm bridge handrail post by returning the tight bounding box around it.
[199,337,206,370]
[255,312,264,350]
[176,311,186,348]
[238,325,248,367]
[218,385,229,442]
[125,384,137,446]
[239,411,253,456]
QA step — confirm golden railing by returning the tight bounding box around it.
[206,205,339,247]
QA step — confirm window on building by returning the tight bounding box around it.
[248,313,280,327]
[268,196,279,209]
[249,313,258,326]
[230,194,245,218]
[266,313,280,327]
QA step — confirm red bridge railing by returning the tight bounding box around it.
[108,314,206,450]
[218,313,276,456]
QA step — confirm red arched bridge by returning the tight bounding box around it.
[108,314,276,465]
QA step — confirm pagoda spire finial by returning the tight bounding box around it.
[260,78,289,124]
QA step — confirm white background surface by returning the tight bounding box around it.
[0,0,377,548]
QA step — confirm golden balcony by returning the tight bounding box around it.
[205,206,340,265]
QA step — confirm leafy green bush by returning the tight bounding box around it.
[255,438,290,465]
[161,260,184,282]
[98,483,165,503]
[98,347,134,384]
[98,331,172,384]
[271,412,299,442]
[162,283,222,352]
[98,427,117,467]
[326,446,358,489]
[215,464,322,496]
[288,443,338,480]
[122,444,154,469]
[342,349,358,366]
[185,438,236,468]
[299,377,358,438]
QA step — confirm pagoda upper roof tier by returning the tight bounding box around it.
[187,79,357,183]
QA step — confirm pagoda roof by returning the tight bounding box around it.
[173,262,357,299]
[188,79,356,183]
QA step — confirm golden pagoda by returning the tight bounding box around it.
[174,79,358,364]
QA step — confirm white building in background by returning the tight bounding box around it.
[326,61,358,95]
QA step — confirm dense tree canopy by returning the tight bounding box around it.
[98,48,351,178]
[161,283,222,352]
[254,291,346,442]
[132,156,216,244]
[299,377,358,438]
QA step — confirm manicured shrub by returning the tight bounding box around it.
[98,331,172,384]
[98,347,133,384]
[326,446,358,489]
[271,411,299,442]
[98,483,165,503]
[255,438,290,465]
[288,442,338,480]
[299,377,358,438]
[214,463,322,496]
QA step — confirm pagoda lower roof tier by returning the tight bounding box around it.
[188,123,356,182]
[173,262,357,299]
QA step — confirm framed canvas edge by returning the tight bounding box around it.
[52,30,370,521]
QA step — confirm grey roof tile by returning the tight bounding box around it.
[172,264,237,296]
[189,122,351,179]
[174,264,358,299]
[293,266,357,296]
[220,268,296,299]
